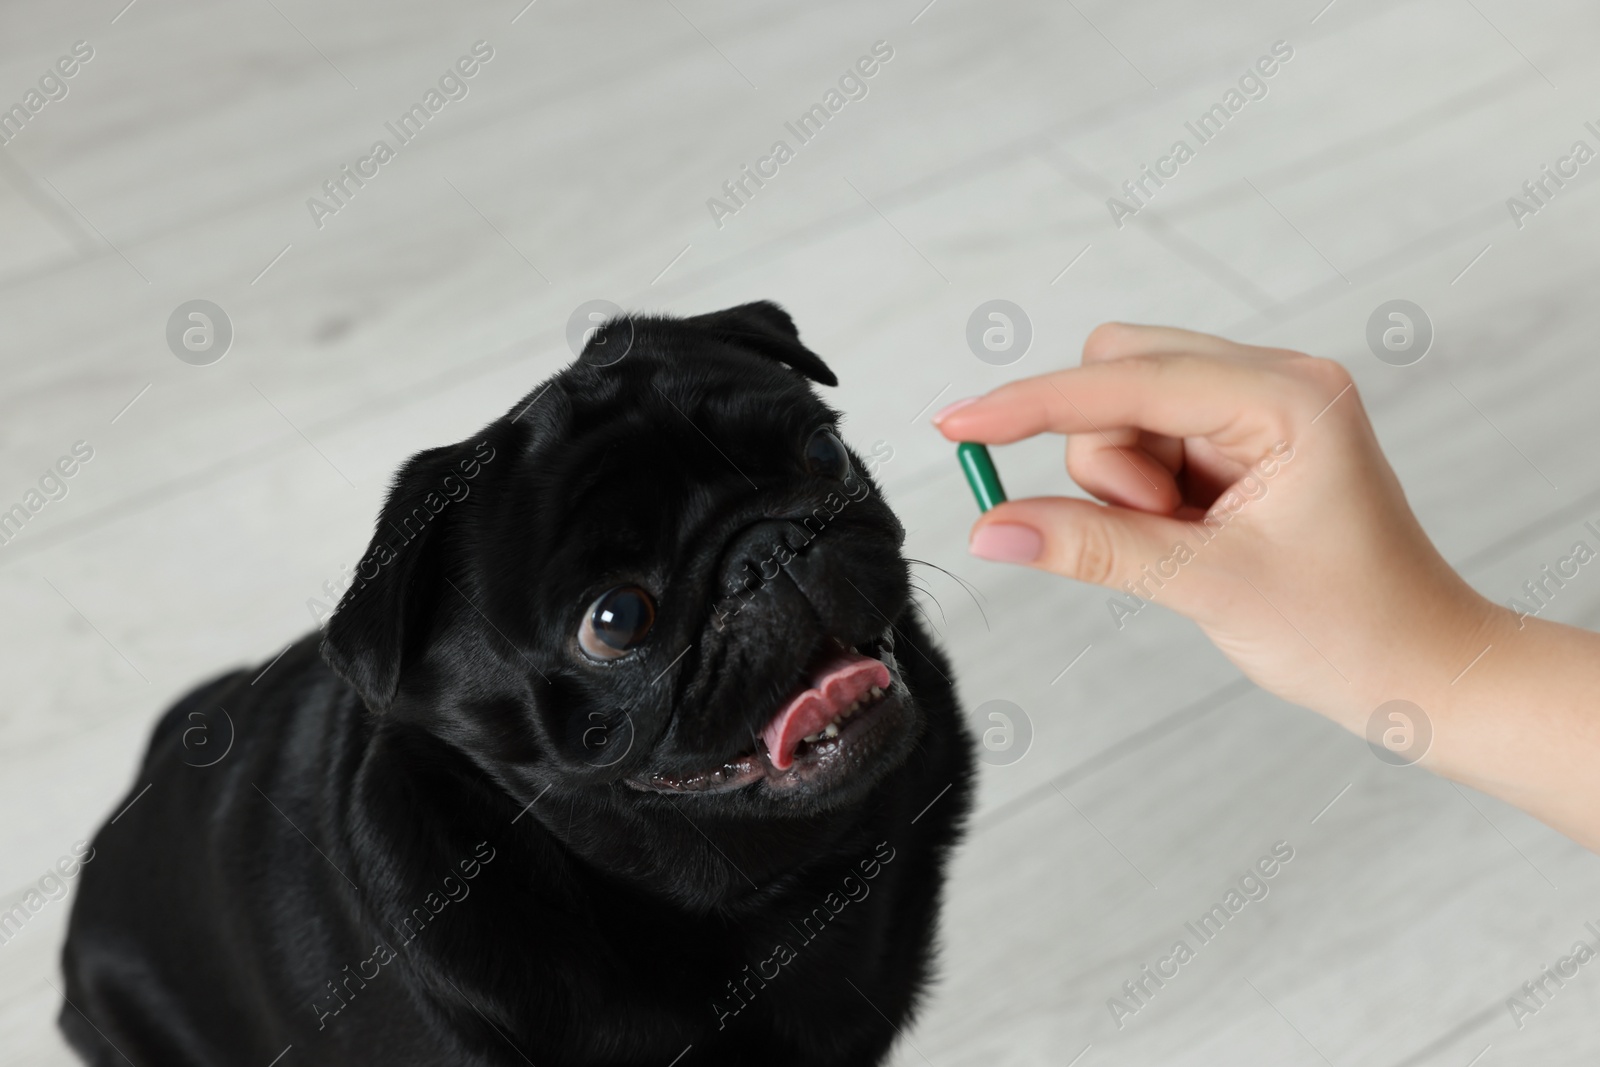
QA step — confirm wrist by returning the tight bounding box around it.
[1332,579,1506,756]
[1410,595,1521,768]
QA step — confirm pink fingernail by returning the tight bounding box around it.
[969,523,1042,564]
[932,397,978,424]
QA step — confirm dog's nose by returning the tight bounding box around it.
[718,519,808,597]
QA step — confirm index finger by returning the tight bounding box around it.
[1079,322,1281,364]
[935,353,1323,460]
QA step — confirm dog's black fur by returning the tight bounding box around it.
[60,302,973,1066]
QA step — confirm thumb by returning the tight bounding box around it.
[969,496,1203,597]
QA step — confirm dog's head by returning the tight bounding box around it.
[323,302,939,897]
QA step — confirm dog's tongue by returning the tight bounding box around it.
[762,649,890,771]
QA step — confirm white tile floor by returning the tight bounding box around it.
[3,0,1599,1063]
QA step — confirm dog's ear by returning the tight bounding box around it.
[322,439,492,711]
[683,300,838,387]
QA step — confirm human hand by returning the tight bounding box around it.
[933,322,1501,738]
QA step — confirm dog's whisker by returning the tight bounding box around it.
[908,600,946,638]
[907,558,989,632]
[909,582,949,629]
[908,558,989,604]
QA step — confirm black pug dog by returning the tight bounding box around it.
[60,302,974,1066]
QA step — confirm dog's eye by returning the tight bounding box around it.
[804,428,850,481]
[579,586,656,660]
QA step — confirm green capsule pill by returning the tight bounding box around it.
[956,442,1006,512]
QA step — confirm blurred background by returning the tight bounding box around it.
[4,0,1600,1063]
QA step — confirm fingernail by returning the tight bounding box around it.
[969,523,1042,564]
[931,397,978,424]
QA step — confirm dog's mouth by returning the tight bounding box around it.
[626,629,909,796]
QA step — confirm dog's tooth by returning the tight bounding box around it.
[870,686,883,699]
[823,723,840,738]
[803,732,821,743]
